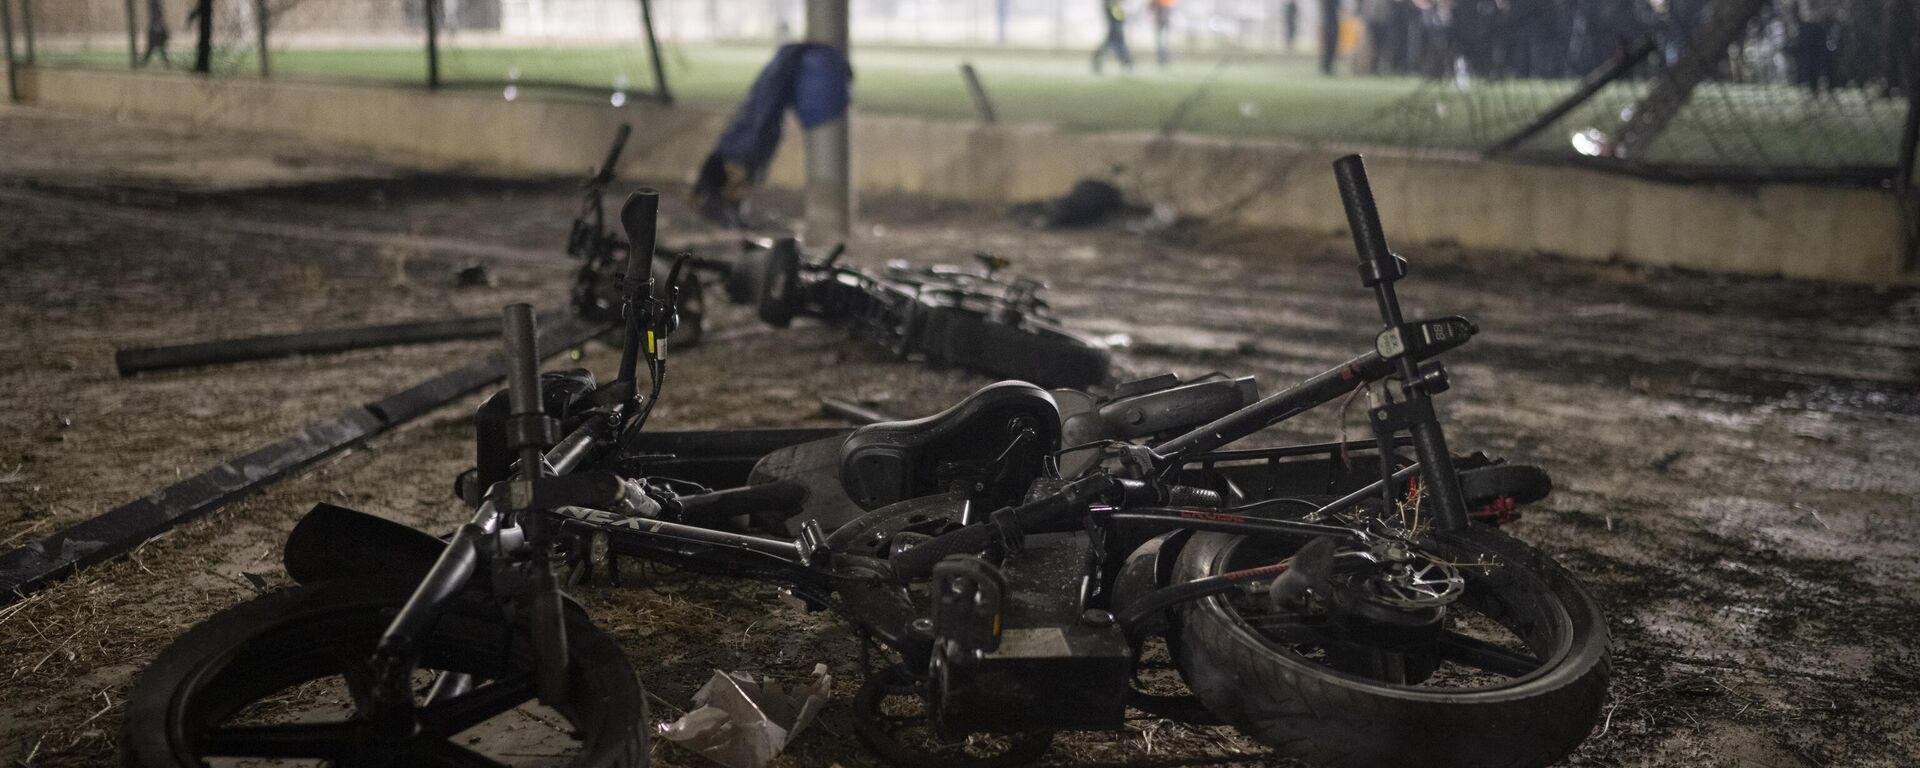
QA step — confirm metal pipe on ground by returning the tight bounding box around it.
[0,315,614,607]
[114,314,516,376]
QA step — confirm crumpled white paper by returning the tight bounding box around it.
[658,664,832,768]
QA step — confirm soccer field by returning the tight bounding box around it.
[41,43,1438,144]
[35,43,1907,167]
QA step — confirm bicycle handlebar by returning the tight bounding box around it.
[617,190,661,385]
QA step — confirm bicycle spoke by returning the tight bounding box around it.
[198,721,364,758]
[1435,631,1539,677]
[418,677,538,738]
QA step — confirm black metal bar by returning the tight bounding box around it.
[1180,436,1414,466]
[252,0,268,77]
[617,190,660,386]
[124,0,137,68]
[637,0,672,104]
[0,316,612,606]
[424,0,440,90]
[1901,51,1920,272]
[1,0,17,104]
[1152,351,1393,464]
[114,314,509,376]
[959,62,996,124]
[1102,509,1361,541]
[1486,40,1655,157]
[1229,462,1422,519]
[191,0,211,73]
[1333,155,1470,531]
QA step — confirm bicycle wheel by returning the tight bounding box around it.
[1170,527,1609,768]
[123,577,648,767]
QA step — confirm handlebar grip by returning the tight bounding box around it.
[620,189,660,285]
[501,304,542,419]
[599,123,633,181]
[1332,155,1402,286]
[890,523,996,581]
[617,190,661,384]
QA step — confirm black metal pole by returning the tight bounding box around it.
[192,0,212,73]
[125,0,138,68]
[638,0,673,104]
[1901,64,1919,272]
[114,314,511,376]
[0,314,615,606]
[1,0,16,104]
[425,0,440,89]
[959,62,997,123]
[1332,155,1470,531]
[1486,39,1655,157]
[253,0,269,77]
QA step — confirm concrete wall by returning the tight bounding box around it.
[14,65,1914,284]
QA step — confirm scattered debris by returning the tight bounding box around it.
[658,665,832,768]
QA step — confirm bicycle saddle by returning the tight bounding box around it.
[840,381,1062,510]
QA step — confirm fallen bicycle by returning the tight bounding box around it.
[123,158,1608,768]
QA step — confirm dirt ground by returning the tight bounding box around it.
[2,105,1917,768]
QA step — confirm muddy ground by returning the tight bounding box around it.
[1,106,1917,767]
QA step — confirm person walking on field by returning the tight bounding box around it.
[140,0,173,67]
[1093,0,1135,74]
[1283,0,1301,53]
[1319,0,1342,74]
[1150,0,1177,68]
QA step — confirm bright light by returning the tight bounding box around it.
[1571,128,1611,157]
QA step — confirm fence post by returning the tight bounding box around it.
[1612,0,1766,159]
[425,0,440,89]
[192,0,213,73]
[1,0,16,103]
[17,0,29,64]
[804,0,853,238]
[254,0,269,76]
[639,0,673,103]
[124,0,138,68]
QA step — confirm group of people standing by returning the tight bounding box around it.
[1092,0,1181,74]
[1322,0,1909,92]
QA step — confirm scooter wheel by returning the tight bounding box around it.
[123,577,649,767]
[1170,527,1609,768]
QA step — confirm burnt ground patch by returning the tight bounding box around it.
[2,108,1917,767]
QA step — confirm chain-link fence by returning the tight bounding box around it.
[4,0,1914,183]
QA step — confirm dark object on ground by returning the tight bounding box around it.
[1011,179,1131,228]
[126,159,1607,767]
[113,313,512,376]
[692,43,853,226]
[722,238,1112,388]
[455,263,493,287]
[0,314,610,607]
